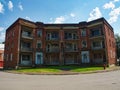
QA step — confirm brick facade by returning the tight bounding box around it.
[4,17,116,69]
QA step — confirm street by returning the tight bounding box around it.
[0,70,120,90]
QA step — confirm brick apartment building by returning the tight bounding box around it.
[4,17,116,68]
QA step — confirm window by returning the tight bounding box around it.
[51,32,58,39]
[47,33,51,40]
[68,33,72,38]
[22,42,31,48]
[66,43,72,49]
[73,43,77,50]
[22,55,30,61]
[73,33,76,39]
[92,41,101,47]
[65,32,72,39]
[47,44,50,51]
[81,29,86,36]
[91,30,100,36]
[91,27,102,37]
[82,40,87,48]
[22,31,32,38]
[37,41,42,48]
[37,30,42,37]
[109,40,111,47]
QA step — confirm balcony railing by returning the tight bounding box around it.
[46,48,59,52]
[21,47,33,52]
[22,33,33,39]
[91,46,105,50]
[46,38,59,41]
[90,34,103,37]
[64,48,78,52]
[64,37,78,40]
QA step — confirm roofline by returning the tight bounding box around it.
[6,17,113,31]
[87,17,113,30]
[6,18,35,32]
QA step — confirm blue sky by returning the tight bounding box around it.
[0,0,120,42]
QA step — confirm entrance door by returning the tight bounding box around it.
[36,53,43,65]
[81,51,90,63]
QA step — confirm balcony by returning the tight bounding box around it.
[46,48,59,52]
[64,32,78,40]
[64,37,78,40]
[90,29,104,39]
[21,30,33,40]
[91,46,104,50]
[91,41,105,50]
[46,38,59,41]
[21,47,33,52]
[46,32,59,41]
[64,48,78,52]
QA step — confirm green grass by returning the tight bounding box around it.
[71,67,103,72]
[14,65,104,73]
[16,68,61,73]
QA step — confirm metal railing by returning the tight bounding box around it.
[21,47,33,52]
[46,48,59,52]
[22,33,33,39]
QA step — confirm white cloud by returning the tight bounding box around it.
[103,1,115,9]
[113,0,119,2]
[8,1,13,11]
[0,32,5,42]
[88,7,102,21]
[70,13,75,17]
[54,16,65,23]
[0,27,4,32]
[18,2,23,11]
[25,16,31,20]
[0,2,4,13]
[108,7,120,23]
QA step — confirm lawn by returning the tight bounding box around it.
[15,68,61,73]
[14,65,104,74]
[71,67,104,72]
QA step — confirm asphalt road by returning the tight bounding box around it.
[0,70,120,90]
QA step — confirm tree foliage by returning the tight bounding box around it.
[115,34,120,58]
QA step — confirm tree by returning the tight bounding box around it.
[115,34,120,58]
[2,42,5,44]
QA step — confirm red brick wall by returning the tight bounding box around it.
[103,23,116,65]
[4,23,20,68]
